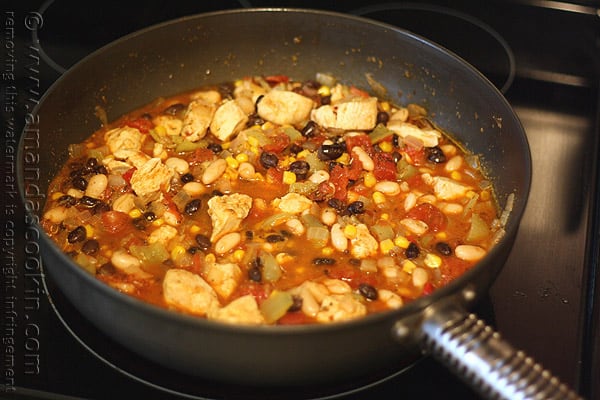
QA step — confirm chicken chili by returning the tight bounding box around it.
[42,74,505,325]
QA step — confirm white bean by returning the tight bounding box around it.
[112,193,136,213]
[214,232,241,254]
[110,250,152,279]
[330,223,348,252]
[389,107,409,122]
[165,157,190,174]
[400,218,429,235]
[309,170,329,184]
[43,206,68,223]
[440,144,457,157]
[67,188,84,199]
[374,181,400,196]
[321,207,337,226]
[455,245,486,261]
[378,289,404,308]
[301,289,319,317]
[285,218,305,236]
[412,267,429,287]
[438,202,464,215]
[351,146,374,171]
[238,162,256,179]
[404,192,417,212]
[202,158,227,184]
[444,155,463,172]
[182,181,206,197]
[323,278,351,294]
[85,174,108,199]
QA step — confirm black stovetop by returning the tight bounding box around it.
[3,1,600,399]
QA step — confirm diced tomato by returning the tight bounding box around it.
[439,257,471,285]
[264,75,290,85]
[346,159,363,181]
[345,133,374,156]
[350,85,370,98]
[406,203,447,232]
[372,152,397,181]
[422,282,435,296]
[187,148,215,165]
[329,164,349,201]
[263,132,290,153]
[101,211,131,234]
[403,145,426,166]
[278,311,312,325]
[236,282,270,303]
[125,118,153,134]
[122,167,137,184]
[266,168,284,184]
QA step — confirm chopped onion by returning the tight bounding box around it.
[260,251,282,282]
[107,174,126,188]
[260,290,293,324]
[315,72,337,87]
[306,226,329,247]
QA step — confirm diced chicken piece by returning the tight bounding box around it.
[378,289,404,309]
[430,176,473,200]
[203,261,242,299]
[209,99,249,141]
[152,115,183,136]
[181,99,217,142]
[163,269,220,316]
[112,149,151,169]
[148,225,178,244]
[104,126,144,153]
[386,120,441,148]
[110,250,153,279]
[316,293,367,323]
[311,97,378,130]
[273,193,313,214]
[233,79,267,106]
[191,89,222,104]
[350,223,379,259]
[257,90,315,126]
[208,294,266,325]
[130,158,174,197]
[102,155,131,172]
[207,193,253,242]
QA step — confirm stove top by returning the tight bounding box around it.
[3,1,600,399]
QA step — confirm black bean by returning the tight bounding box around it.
[69,162,83,171]
[266,234,285,243]
[132,217,147,230]
[288,160,310,180]
[345,201,365,215]
[72,176,88,191]
[95,165,108,175]
[349,258,361,266]
[317,143,345,161]
[143,211,157,222]
[435,242,452,256]
[255,94,265,107]
[92,202,111,214]
[81,239,99,255]
[184,199,202,215]
[195,234,211,251]
[301,120,319,137]
[247,114,265,127]
[321,95,332,105]
[181,173,194,183]
[405,242,420,259]
[79,196,99,208]
[97,262,116,276]
[67,226,87,244]
[164,103,186,116]
[376,111,390,125]
[245,231,254,240]
[426,146,446,163]
[248,257,263,282]
[207,143,223,154]
[260,152,279,169]
[312,257,336,265]
[58,194,77,208]
[289,143,303,154]
[210,190,224,197]
[288,295,303,312]
[358,283,378,300]
[218,82,235,99]
[187,246,201,254]
[392,135,400,147]
[392,151,402,163]
[327,198,346,213]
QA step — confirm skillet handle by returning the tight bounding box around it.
[414,306,584,400]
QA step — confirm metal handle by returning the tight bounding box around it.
[417,306,583,400]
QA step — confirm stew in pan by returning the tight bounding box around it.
[41,74,504,325]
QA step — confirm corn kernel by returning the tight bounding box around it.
[394,235,410,249]
[234,79,243,87]
[261,121,275,130]
[235,153,249,163]
[380,213,390,221]
[221,141,231,150]
[152,218,164,227]
[129,209,142,218]
[372,191,386,205]
[297,149,310,159]
[380,238,395,254]
[317,85,330,96]
[233,249,245,262]
[190,225,201,234]
[322,247,334,256]
[51,192,65,200]
[154,125,167,135]
[205,253,216,264]
[381,101,391,112]
[402,260,417,274]
[248,136,259,147]
[435,231,448,240]
[363,172,377,188]
[480,190,490,201]
[250,146,259,156]
[344,224,357,239]
[226,156,239,169]
[379,141,393,153]
[84,225,94,237]
[283,171,297,185]
[424,253,442,269]
[450,171,462,181]
[171,245,186,261]
[336,152,350,164]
